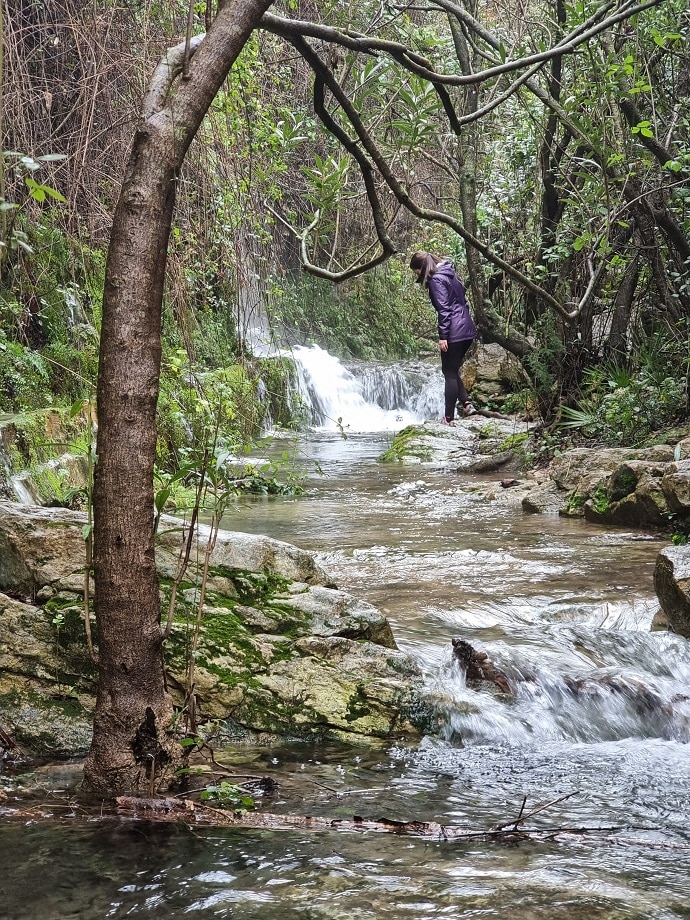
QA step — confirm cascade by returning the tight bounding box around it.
[288,344,442,432]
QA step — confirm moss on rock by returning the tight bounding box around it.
[379,426,432,463]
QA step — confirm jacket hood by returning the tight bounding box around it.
[434,260,456,277]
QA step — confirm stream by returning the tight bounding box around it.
[2,352,690,919]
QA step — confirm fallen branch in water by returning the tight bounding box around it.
[0,723,25,767]
[474,408,513,419]
[112,795,689,848]
[2,793,688,849]
[496,791,579,831]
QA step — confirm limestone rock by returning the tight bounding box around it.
[156,514,334,587]
[0,502,424,755]
[0,503,87,595]
[654,545,690,638]
[524,443,690,532]
[0,590,95,755]
[662,460,690,516]
[0,501,334,595]
[463,343,528,401]
[549,446,674,492]
[522,480,569,515]
[380,417,530,469]
[584,472,671,528]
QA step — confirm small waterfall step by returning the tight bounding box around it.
[290,345,441,432]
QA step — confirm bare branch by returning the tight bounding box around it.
[262,0,665,88]
[279,31,577,319]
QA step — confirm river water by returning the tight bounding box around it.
[2,359,690,918]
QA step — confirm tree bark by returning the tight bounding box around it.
[82,0,275,799]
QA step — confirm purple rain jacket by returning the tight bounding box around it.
[426,261,477,343]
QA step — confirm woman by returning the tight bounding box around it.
[410,250,477,424]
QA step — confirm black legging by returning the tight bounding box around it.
[441,339,473,419]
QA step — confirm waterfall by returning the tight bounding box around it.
[288,344,442,432]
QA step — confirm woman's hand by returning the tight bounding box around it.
[439,339,448,352]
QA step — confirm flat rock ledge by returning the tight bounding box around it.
[379,415,532,472]
[0,502,427,757]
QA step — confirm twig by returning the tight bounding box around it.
[511,795,528,831]
[495,792,579,831]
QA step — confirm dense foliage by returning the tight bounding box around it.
[0,0,687,460]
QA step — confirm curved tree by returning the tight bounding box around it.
[82,0,687,796]
[83,0,274,798]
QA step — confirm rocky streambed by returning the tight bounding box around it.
[381,417,690,635]
[2,414,690,760]
[0,502,427,757]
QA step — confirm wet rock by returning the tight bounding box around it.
[0,686,93,757]
[522,480,568,514]
[468,451,522,474]
[661,459,690,516]
[451,638,513,695]
[0,502,424,755]
[156,513,335,588]
[0,501,334,595]
[654,545,690,638]
[550,446,675,492]
[584,471,671,528]
[560,673,689,722]
[380,417,531,470]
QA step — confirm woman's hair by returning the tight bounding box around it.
[409,251,444,286]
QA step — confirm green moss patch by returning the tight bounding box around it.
[379,426,431,462]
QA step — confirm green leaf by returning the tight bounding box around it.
[25,176,66,203]
[13,237,34,254]
[42,185,67,202]
[82,524,93,540]
[25,177,46,201]
[154,487,171,513]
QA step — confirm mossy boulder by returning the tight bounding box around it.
[0,590,96,756]
[379,417,529,469]
[162,576,420,741]
[0,502,425,756]
[522,442,690,532]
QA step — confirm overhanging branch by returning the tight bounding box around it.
[262,0,665,89]
[281,32,579,320]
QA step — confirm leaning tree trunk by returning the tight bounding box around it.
[82,0,275,798]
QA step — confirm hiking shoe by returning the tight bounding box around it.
[462,402,477,417]
[440,416,456,426]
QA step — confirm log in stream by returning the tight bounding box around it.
[110,793,690,849]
